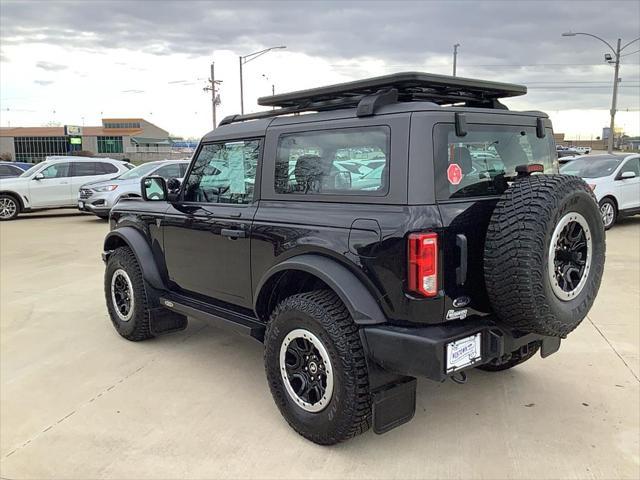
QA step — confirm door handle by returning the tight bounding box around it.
[221,228,246,239]
[456,234,467,285]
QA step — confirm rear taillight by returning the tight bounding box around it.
[407,232,438,297]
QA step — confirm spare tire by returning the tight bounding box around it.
[484,175,605,337]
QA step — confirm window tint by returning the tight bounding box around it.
[183,140,260,204]
[154,163,182,179]
[72,162,98,177]
[275,127,389,195]
[0,165,17,175]
[622,158,639,176]
[40,162,71,178]
[97,162,119,174]
[434,124,555,199]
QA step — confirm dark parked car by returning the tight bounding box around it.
[101,73,605,445]
[0,161,30,178]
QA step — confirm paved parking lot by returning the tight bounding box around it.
[1,211,639,479]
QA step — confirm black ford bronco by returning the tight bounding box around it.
[102,72,605,445]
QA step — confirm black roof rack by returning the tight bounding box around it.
[219,71,526,126]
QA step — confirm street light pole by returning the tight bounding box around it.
[239,46,286,114]
[453,43,460,76]
[562,32,639,153]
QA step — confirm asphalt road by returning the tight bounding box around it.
[1,211,638,479]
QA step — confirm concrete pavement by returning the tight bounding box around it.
[1,211,638,479]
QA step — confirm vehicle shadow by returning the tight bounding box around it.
[12,211,88,221]
[152,319,578,449]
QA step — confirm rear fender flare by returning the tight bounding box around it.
[103,227,165,291]
[255,254,386,325]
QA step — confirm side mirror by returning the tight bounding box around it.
[34,173,44,180]
[141,176,168,201]
[620,171,636,179]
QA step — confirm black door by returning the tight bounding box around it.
[163,139,261,308]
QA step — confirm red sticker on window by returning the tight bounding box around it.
[447,163,463,185]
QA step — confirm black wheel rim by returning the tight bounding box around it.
[549,212,592,301]
[111,269,134,321]
[279,329,333,412]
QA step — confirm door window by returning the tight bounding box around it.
[0,165,19,176]
[155,163,183,179]
[40,162,71,178]
[183,140,260,204]
[621,158,639,176]
[97,162,119,174]
[72,162,99,177]
[274,127,390,195]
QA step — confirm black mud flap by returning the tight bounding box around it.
[149,307,188,336]
[372,377,417,434]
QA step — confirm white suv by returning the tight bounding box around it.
[0,156,132,220]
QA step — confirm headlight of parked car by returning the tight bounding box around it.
[93,185,118,192]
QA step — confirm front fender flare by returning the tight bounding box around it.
[103,226,165,291]
[255,254,386,325]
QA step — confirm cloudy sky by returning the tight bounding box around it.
[1,0,639,139]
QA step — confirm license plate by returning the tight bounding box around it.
[446,333,482,373]
[78,201,84,209]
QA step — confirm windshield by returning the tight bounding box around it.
[19,164,41,177]
[560,158,621,178]
[117,162,159,180]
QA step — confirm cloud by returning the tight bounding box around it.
[35,61,67,71]
[34,80,54,86]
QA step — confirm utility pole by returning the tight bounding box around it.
[562,32,639,154]
[608,38,621,154]
[203,61,222,129]
[453,43,460,76]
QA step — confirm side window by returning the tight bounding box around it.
[72,162,98,177]
[183,140,260,204]
[41,162,71,178]
[98,162,119,174]
[0,165,13,175]
[179,163,189,177]
[155,164,182,179]
[274,127,390,195]
[622,158,639,176]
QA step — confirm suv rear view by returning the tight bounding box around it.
[101,72,605,444]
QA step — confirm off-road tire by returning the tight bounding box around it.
[0,194,20,221]
[599,198,617,230]
[264,290,371,445]
[104,246,154,341]
[484,175,605,338]
[477,342,540,372]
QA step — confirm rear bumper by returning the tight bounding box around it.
[361,316,561,382]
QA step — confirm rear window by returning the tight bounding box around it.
[274,127,390,196]
[434,124,556,199]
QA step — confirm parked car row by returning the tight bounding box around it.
[560,153,640,229]
[0,156,188,221]
[78,160,189,218]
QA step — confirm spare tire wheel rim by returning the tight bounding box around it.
[548,212,593,301]
[111,269,135,321]
[600,202,614,227]
[279,328,334,413]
